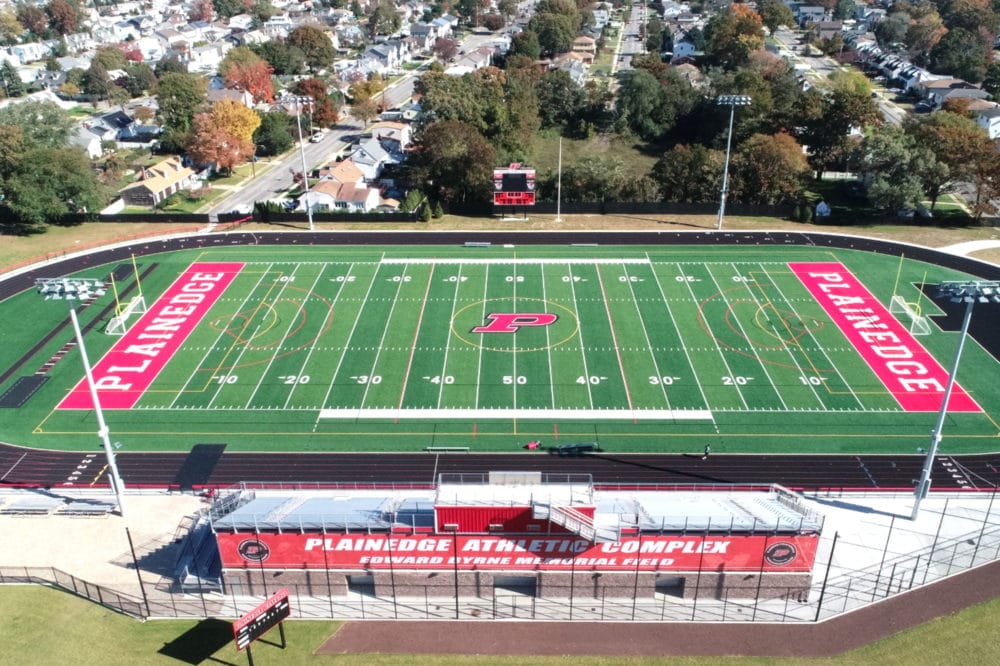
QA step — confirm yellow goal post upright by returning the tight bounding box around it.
[889,254,932,336]
[105,254,147,336]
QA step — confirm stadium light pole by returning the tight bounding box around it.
[912,280,1000,520]
[36,278,126,517]
[289,95,314,232]
[715,94,751,232]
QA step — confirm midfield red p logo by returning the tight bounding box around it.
[472,313,558,334]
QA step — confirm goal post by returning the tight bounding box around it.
[890,294,931,336]
[105,295,147,336]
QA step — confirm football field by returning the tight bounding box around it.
[9,242,1000,453]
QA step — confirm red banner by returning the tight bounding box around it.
[217,533,819,573]
[58,262,244,410]
[790,262,980,412]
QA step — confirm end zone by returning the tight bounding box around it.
[790,262,981,413]
[57,262,244,410]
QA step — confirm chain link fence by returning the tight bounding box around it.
[4,496,1000,623]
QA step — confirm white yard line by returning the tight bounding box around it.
[436,265,463,409]
[357,264,410,410]
[759,263,865,410]
[318,407,714,420]
[704,264,788,411]
[736,262,824,407]
[381,258,651,265]
[567,265,595,409]
[244,265,325,409]
[474,264,489,410]
[395,264,435,412]
[541,263,556,409]
[623,264,671,409]
[648,257,711,411]
[678,264,749,410]
[206,264,301,409]
[283,263,355,409]
[312,259,383,430]
[594,265,635,413]
[169,263,273,409]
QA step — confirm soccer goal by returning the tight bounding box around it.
[890,294,931,336]
[105,295,147,336]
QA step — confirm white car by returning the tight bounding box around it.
[309,131,325,143]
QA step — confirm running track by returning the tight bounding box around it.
[3,443,1000,492]
[3,230,1000,494]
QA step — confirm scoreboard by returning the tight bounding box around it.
[232,588,291,651]
[493,164,536,206]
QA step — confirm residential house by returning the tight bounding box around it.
[814,21,842,41]
[976,106,1000,139]
[447,47,492,73]
[671,32,699,59]
[370,121,412,152]
[298,160,381,212]
[119,157,195,206]
[673,62,707,89]
[64,33,97,54]
[188,43,231,73]
[228,14,255,31]
[7,42,49,65]
[349,137,392,180]
[556,57,588,85]
[921,78,989,107]
[796,6,826,25]
[70,125,104,159]
[208,88,255,107]
[571,36,597,63]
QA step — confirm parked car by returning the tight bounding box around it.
[309,130,325,143]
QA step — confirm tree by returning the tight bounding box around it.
[535,69,584,129]
[1,147,106,228]
[207,99,261,143]
[408,120,496,203]
[295,78,339,127]
[984,62,1000,99]
[351,93,378,125]
[156,73,207,151]
[15,4,47,37]
[757,0,795,34]
[250,41,306,76]
[907,110,995,211]
[0,60,24,98]
[645,15,665,53]
[0,9,24,45]
[0,101,75,148]
[122,63,157,97]
[704,4,765,69]
[189,0,214,22]
[651,144,725,203]
[858,124,939,212]
[253,111,293,156]
[432,37,459,62]
[874,11,909,48]
[616,68,697,142]
[369,0,402,37]
[212,0,244,18]
[530,12,576,56]
[93,45,128,71]
[82,60,115,99]
[798,73,880,178]
[222,57,275,103]
[906,11,946,65]
[833,0,857,20]
[510,30,542,60]
[929,27,991,83]
[288,26,336,72]
[155,57,187,78]
[187,111,254,174]
[46,0,78,35]
[556,156,627,201]
[731,132,810,204]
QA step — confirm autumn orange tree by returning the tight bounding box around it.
[732,132,809,205]
[187,100,261,174]
[294,77,339,128]
[219,47,274,103]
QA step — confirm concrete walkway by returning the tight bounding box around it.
[938,239,1000,256]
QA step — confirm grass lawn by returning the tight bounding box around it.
[1,585,998,665]
[528,131,659,182]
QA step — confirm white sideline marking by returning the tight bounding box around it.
[318,408,714,421]
[380,258,651,265]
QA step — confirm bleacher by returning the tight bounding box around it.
[0,495,64,515]
[55,500,115,517]
[174,518,223,593]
